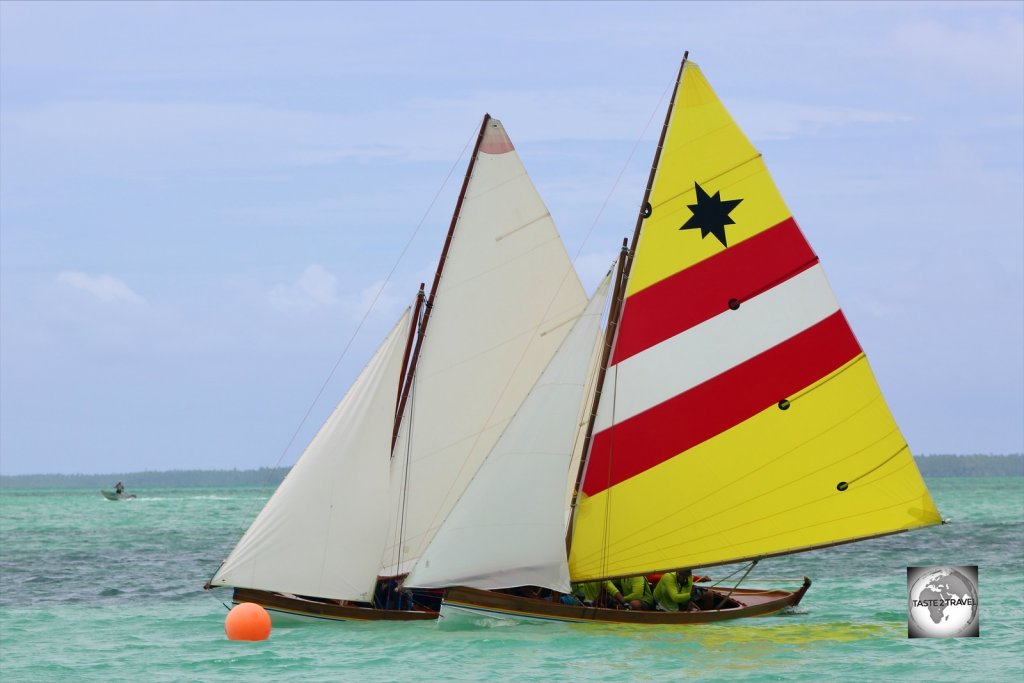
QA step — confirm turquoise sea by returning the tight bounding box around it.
[1,477,1021,682]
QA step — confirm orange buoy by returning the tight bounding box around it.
[224,602,272,641]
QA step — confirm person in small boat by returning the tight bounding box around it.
[375,578,411,610]
[571,580,619,607]
[115,482,124,495]
[617,575,654,610]
[559,592,582,606]
[653,569,694,611]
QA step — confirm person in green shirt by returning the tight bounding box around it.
[653,570,694,611]
[618,575,654,610]
[571,580,619,607]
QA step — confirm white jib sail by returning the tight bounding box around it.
[404,271,612,591]
[564,324,604,523]
[380,118,588,576]
[210,309,412,602]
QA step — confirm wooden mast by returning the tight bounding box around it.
[623,51,688,283]
[392,114,492,450]
[565,52,689,552]
[564,238,627,551]
[396,283,426,411]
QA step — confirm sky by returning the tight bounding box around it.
[1,1,1021,476]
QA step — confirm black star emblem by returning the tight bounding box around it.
[680,182,743,247]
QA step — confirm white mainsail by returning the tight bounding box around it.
[404,271,613,591]
[210,309,412,602]
[381,118,588,576]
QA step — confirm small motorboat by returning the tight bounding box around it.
[101,489,136,501]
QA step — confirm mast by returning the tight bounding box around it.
[392,114,492,449]
[565,238,627,550]
[565,52,689,551]
[396,283,425,410]
[624,51,688,285]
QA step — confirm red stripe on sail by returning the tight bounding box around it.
[613,218,817,365]
[583,311,861,497]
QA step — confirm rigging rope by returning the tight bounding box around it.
[271,128,478,474]
[575,77,676,264]
[564,65,677,578]
[714,559,758,609]
[393,368,417,577]
[414,73,678,560]
[600,364,619,580]
[209,126,478,587]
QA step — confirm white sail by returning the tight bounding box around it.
[564,323,605,521]
[404,272,612,591]
[210,309,412,602]
[380,118,588,576]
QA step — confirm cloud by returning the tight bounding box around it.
[885,12,1024,91]
[730,100,916,141]
[55,271,145,304]
[38,271,185,358]
[266,260,421,323]
[1,101,397,180]
[347,279,407,324]
[269,264,339,310]
[0,89,658,185]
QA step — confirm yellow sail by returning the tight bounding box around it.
[569,60,941,581]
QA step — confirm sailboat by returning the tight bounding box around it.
[205,115,590,621]
[402,53,944,624]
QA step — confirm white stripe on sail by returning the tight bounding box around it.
[594,265,840,433]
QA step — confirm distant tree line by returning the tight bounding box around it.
[0,467,290,490]
[912,454,1022,477]
[1,455,1020,489]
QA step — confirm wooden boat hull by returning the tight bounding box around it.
[231,587,439,622]
[441,578,811,625]
[100,490,135,500]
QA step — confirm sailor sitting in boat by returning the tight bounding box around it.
[566,577,655,610]
[568,580,618,607]
[374,578,411,610]
[654,570,695,611]
[617,575,654,610]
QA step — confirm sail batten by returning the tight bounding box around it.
[569,59,940,581]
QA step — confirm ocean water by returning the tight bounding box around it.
[1,477,1021,682]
